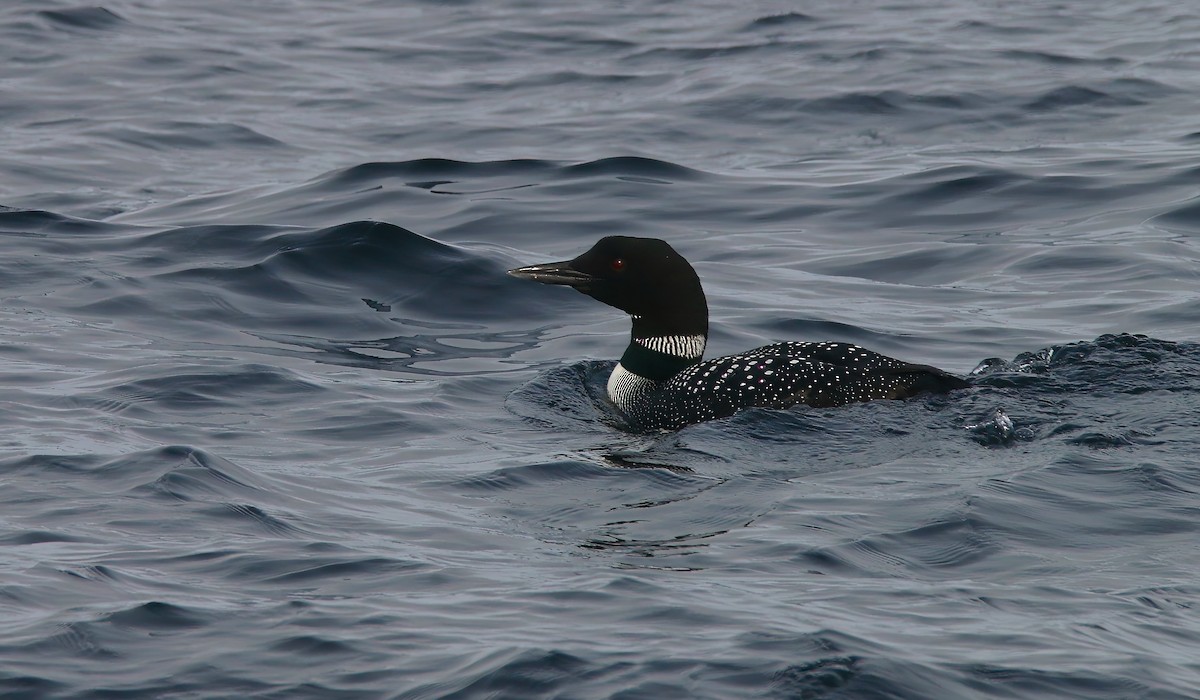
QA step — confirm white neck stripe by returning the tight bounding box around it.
[635,334,706,360]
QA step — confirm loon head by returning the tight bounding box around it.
[508,236,709,339]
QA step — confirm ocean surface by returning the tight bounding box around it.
[3,1,1200,697]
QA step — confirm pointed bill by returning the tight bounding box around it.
[507,261,596,288]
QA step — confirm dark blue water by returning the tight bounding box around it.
[3,1,1200,697]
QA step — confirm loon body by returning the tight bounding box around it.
[509,236,967,431]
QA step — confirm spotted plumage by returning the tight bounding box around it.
[616,341,962,430]
[509,236,968,431]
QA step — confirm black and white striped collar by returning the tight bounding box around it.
[618,334,706,382]
[633,334,706,361]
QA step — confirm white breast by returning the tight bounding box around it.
[606,362,656,414]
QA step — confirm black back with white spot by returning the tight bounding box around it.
[624,341,968,431]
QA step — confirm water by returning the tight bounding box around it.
[3,1,1200,697]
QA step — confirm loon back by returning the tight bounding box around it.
[508,236,967,431]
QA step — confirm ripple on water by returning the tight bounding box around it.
[4,1,1200,697]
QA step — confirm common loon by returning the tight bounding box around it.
[509,236,968,431]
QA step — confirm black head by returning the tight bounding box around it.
[508,236,708,337]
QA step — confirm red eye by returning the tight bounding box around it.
[610,258,625,271]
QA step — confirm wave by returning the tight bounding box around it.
[323,155,705,187]
[35,6,127,32]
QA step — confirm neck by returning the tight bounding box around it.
[607,333,705,415]
[606,314,707,416]
[619,327,706,379]
[620,312,707,379]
